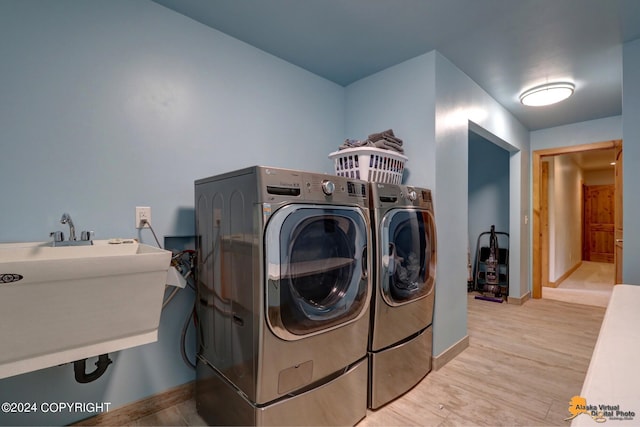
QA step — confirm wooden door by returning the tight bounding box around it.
[615,144,623,283]
[583,185,615,263]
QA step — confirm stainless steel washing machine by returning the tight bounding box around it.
[195,166,372,426]
[368,182,437,409]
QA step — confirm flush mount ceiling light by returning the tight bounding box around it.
[519,82,575,107]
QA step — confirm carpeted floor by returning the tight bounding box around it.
[542,261,614,307]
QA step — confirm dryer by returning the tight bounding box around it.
[368,182,437,409]
[195,166,371,426]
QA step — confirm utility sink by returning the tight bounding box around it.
[0,239,172,379]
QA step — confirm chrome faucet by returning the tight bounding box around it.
[50,213,93,246]
[60,213,76,241]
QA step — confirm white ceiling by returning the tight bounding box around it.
[562,148,617,171]
[152,0,640,131]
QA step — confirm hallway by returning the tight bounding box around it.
[542,261,614,307]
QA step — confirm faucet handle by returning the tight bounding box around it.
[50,231,64,242]
[80,230,94,241]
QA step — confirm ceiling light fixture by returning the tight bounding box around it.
[519,82,575,107]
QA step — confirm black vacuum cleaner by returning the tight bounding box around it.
[472,225,509,303]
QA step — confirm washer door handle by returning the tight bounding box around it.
[232,314,244,326]
[386,242,396,275]
[361,245,368,280]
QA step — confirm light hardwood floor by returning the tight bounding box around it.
[359,296,605,426]
[84,296,605,426]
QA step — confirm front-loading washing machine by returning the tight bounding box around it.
[368,182,437,409]
[194,166,371,426]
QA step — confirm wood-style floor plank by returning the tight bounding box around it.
[359,296,605,426]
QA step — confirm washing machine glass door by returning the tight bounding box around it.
[265,205,369,340]
[380,208,436,306]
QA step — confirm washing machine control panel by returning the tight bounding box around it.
[373,183,433,209]
[347,181,367,197]
[257,167,369,204]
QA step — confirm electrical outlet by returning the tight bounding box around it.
[135,206,151,229]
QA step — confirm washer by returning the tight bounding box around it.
[195,166,371,426]
[368,182,437,409]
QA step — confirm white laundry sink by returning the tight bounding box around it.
[0,239,172,379]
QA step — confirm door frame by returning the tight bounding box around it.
[532,139,621,299]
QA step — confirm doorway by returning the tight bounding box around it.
[532,140,622,302]
[468,131,510,296]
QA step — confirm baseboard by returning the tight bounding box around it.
[72,381,194,426]
[549,261,582,288]
[508,291,531,305]
[432,335,469,371]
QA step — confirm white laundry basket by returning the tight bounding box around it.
[329,147,408,184]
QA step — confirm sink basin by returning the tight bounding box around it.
[0,239,172,379]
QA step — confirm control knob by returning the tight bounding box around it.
[321,180,335,195]
[407,189,417,201]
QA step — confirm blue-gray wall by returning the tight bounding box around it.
[623,38,640,284]
[0,1,343,425]
[468,132,510,273]
[0,0,344,246]
[345,53,437,188]
[434,52,529,356]
[345,51,530,358]
[529,116,621,151]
